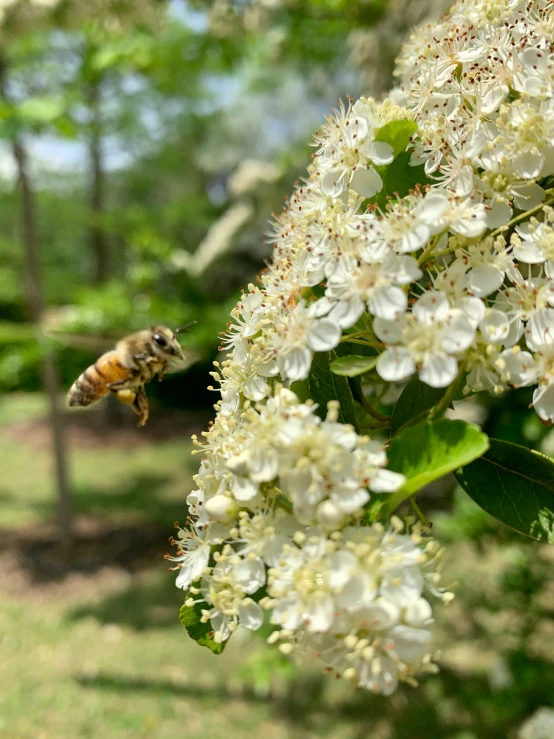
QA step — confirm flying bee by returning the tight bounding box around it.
[66,322,198,427]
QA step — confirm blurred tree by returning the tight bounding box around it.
[0,0,408,397]
[0,38,74,537]
[0,0,167,536]
[0,0,458,418]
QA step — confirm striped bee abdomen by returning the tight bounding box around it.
[66,351,132,408]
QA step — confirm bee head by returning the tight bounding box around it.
[151,325,184,359]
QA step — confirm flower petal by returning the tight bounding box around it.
[419,352,458,388]
[377,347,416,383]
[307,319,342,352]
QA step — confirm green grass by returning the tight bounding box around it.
[0,433,192,528]
[0,592,299,739]
[0,391,50,427]
[0,394,354,739]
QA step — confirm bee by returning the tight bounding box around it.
[66,323,197,427]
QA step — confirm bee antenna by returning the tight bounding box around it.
[174,321,197,335]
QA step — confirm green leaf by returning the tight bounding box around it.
[384,419,490,514]
[289,378,310,403]
[330,354,378,377]
[0,321,37,343]
[374,119,418,158]
[391,376,450,435]
[369,153,432,211]
[18,97,65,124]
[309,350,358,428]
[91,46,120,72]
[455,439,554,543]
[335,339,376,358]
[179,599,226,655]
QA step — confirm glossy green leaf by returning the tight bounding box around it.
[384,419,489,514]
[179,599,226,655]
[289,378,310,403]
[455,439,554,543]
[369,153,432,211]
[330,354,378,377]
[374,119,418,158]
[391,376,450,435]
[309,351,358,428]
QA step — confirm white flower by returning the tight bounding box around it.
[267,521,447,695]
[314,100,394,198]
[463,237,516,297]
[173,0,554,692]
[271,302,342,382]
[519,707,554,739]
[236,510,300,566]
[442,196,488,239]
[223,290,265,349]
[268,531,358,634]
[375,292,475,387]
[172,524,211,592]
[512,218,554,267]
[495,271,554,331]
[476,170,545,229]
[197,551,265,642]
[217,387,405,524]
[372,192,449,255]
[523,309,554,422]
[317,252,421,325]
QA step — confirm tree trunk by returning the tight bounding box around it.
[0,56,74,539]
[86,73,122,424]
[87,77,110,284]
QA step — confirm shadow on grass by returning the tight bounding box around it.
[68,571,182,630]
[74,654,554,739]
[0,518,169,583]
[31,471,185,525]
[0,472,186,585]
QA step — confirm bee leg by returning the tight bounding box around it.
[134,353,155,365]
[158,361,170,382]
[107,378,133,391]
[108,379,139,414]
[115,388,136,405]
[132,387,149,427]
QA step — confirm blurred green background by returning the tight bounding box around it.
[1,1,553,738]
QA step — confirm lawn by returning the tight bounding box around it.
[0,394,355,739]
[0,394,553,739]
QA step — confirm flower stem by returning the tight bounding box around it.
[417,233,443,266]
[342,329,370,340]
[429,245,456,260]
[410,496,432,528]
[489,194,554,239]
[359,392,391,423]
[428,366,465,420]
[359,421,390,431]
[275,493,293,513]
[341,337,381,348]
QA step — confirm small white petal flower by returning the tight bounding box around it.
[376,293,475,388]
[172,523,212,591]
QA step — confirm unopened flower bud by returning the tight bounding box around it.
[316,500,346,530]
[205,494,240,522]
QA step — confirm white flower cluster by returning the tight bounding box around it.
[174,0,554,694]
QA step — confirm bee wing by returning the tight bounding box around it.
[43,328,119,353]
[167,348,202,373]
